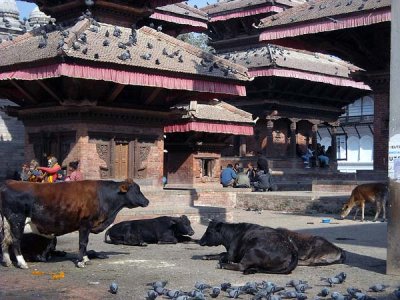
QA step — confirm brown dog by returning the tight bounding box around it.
[340,182,388,222]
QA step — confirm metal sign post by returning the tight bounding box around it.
[387,0,400,275]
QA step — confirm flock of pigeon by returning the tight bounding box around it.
[105,271,400,299]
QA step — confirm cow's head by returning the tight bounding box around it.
[199,220,223,247]
[340,202,353,219]
[119,179,150,208]
[308,237,346,265]
[172,215,195,236]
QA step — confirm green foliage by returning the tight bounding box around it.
[177,32,215,53]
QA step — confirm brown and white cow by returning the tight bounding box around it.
[0,179,149,269]
[340,182,388,222]
[276,228,346,266]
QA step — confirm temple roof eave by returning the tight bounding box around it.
[256,0,391,41]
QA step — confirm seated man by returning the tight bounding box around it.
[220,164,237,187]
[234,167,251,188]
[317,144,329,167]
[300,144,314,168]
[252,169,277,192]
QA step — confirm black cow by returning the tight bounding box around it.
[199,221,298,274]
[104,215,195,246]
[0,179,149,269]
[276,228,346,266]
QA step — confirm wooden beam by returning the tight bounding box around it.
[10,80,37,104]
[105,84,125,103]
[37,81,61,103]
[144,88,163,105]
[231,98,343,113]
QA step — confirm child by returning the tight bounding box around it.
[55,170,65,182]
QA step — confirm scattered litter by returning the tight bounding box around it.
[322,218,331,223]
[51,271,65,280]
[89,281,100,285]
[32,270,45,276]
[307,222,314,224]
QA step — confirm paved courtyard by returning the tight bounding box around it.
[1,209,399,299]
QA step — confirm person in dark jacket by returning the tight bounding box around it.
[252,169,277,192]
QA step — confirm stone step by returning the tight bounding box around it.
[115,205,232,224]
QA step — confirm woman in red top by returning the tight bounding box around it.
[65,160,83,181]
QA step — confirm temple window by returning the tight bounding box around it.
[201,159,214,178]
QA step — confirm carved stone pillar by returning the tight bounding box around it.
[331,126,338,162]
[289,119,297,158]
[239,136,247,157]
[311,124,318,152]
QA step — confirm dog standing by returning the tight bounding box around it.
[340,182,388,222]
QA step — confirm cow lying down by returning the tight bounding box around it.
[276,228,346,266]
[104,215,195,246]
[199,221,299,274]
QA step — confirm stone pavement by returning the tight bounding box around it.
[1,209,400,299]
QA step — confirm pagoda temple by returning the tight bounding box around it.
[255,0,390,171]
[0,0,254,185]
[201,0,373,168]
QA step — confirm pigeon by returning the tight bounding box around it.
[140,53,152,60]
[94,53,99,59]
[149,22,155,28]
[154,286,167,295]
[117,50,132,61]
[109,282,118,294]
[319,287,330,297]
[195,281,212,291]
[147,290,158,300]
[118,42,127,49]
[178,55,184,63]
[78,33,87,44]
[157,25,162,32]
[227,289,241,298]
[61,30,69,38]
[253,288,272,300]
[368,284,389,292]
[165,289,182,298]
[175,296,191,300]
[221,282,232,291]
[155,59,160,65]
[188,289,205,299]
[128,33,137,46]
[147,281,168,289]
[162,48,169,56]
[103,39,110,46]
[113,26,122,38]
[147,42,153,49]
[287,280,308,287]
[105,30,110,37]
[278,290,299,298]
[330,292,350,300]
[57,39,64,49]
[209,287,221,298]
[353,292,376,300]
[346,287,362,297]
[82,47,88,55]
[38,36,47,49]
[294,284,311,293]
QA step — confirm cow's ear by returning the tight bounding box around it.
[119,178,134,193]
[215,222,223,232]
[119,183,130,193]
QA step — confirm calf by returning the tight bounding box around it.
[0,179,149,269]
[340,182,388,222]
[104,215,195,246]
[276,228,346,266]
[199,221,298,274]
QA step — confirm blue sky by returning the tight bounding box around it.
[16,0,218,19]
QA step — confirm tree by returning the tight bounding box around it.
[177,32,215,53]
